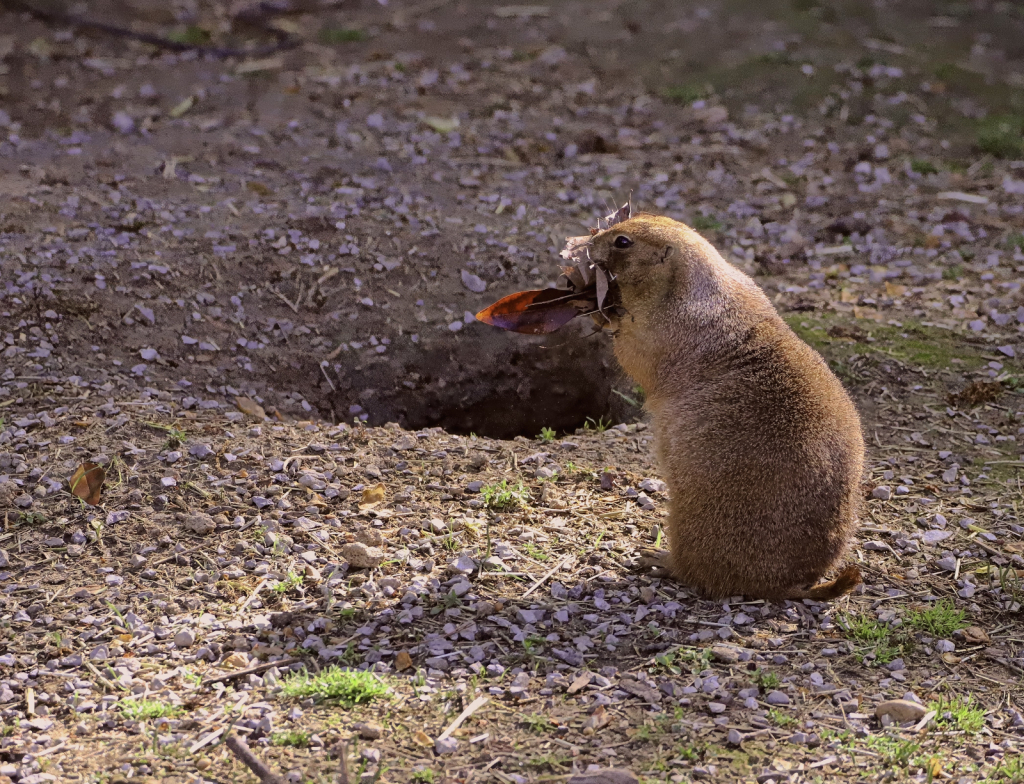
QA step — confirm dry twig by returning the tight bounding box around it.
[225,733,287,784]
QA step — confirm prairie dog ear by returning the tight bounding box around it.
[658,245,674,264]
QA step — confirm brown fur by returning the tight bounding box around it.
[589,214,865,601]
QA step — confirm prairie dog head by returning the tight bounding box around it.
[589,214,751,312]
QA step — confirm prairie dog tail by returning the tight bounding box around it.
[789,565,862,601]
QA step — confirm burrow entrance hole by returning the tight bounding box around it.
[290,327,641,440]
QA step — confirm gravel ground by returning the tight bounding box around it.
[1,1,1024,782]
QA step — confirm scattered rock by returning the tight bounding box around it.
[183,513,216,536]
[639,478,667,493]
[449,553,476,575]
[434,736,459,755]
[460,270,487,293]
[342,542,384,569]
[711,645,741,664]
[392,435,417,451]
[354,527,384,547]
[875,699,927,723]
[353,721,383,740]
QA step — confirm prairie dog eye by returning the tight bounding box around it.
[613,235,634,249]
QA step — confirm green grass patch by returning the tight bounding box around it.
[841,600,968,666]
[519,713,551,734]
[273,571,304,594]
[167,25,211,46]
[279,666,388,706]
[838,613,903,665]
[784,314,999,374]
[663,84,711,104]
[691,214,724,232]
[270,730,310,747]
[991,755,1024,782]
[119,699,182,721]
[975,115,1024,159]
[903,599,966,638]
[480,479,529,510]
[943,262,965,281]
[910,158,939,175]
[930,694,985,733]
[866,735,922,768]
[767,708,796,727]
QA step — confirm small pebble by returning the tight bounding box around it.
[435,737,459,755]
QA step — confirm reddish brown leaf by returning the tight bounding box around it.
[69,462,105,506]
[478,202,632,335]
[475,288,582,334]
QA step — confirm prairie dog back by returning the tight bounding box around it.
[587,214,864,600]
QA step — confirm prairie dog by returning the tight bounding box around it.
[589,214,864,600]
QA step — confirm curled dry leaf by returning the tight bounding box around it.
[220,652,251,670]
[394,650,413,671]
[235,396,266,419]
[474,288,587,334]
[412,730,433,747]
[567,671,592,694]
[69,462,105,506]
[358,482,386,509]
[475,202,631,334]
[962,626,991,644]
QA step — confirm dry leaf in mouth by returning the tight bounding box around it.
[474,287,587,334]
[69,462,105,506]
[476,202,631,334]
